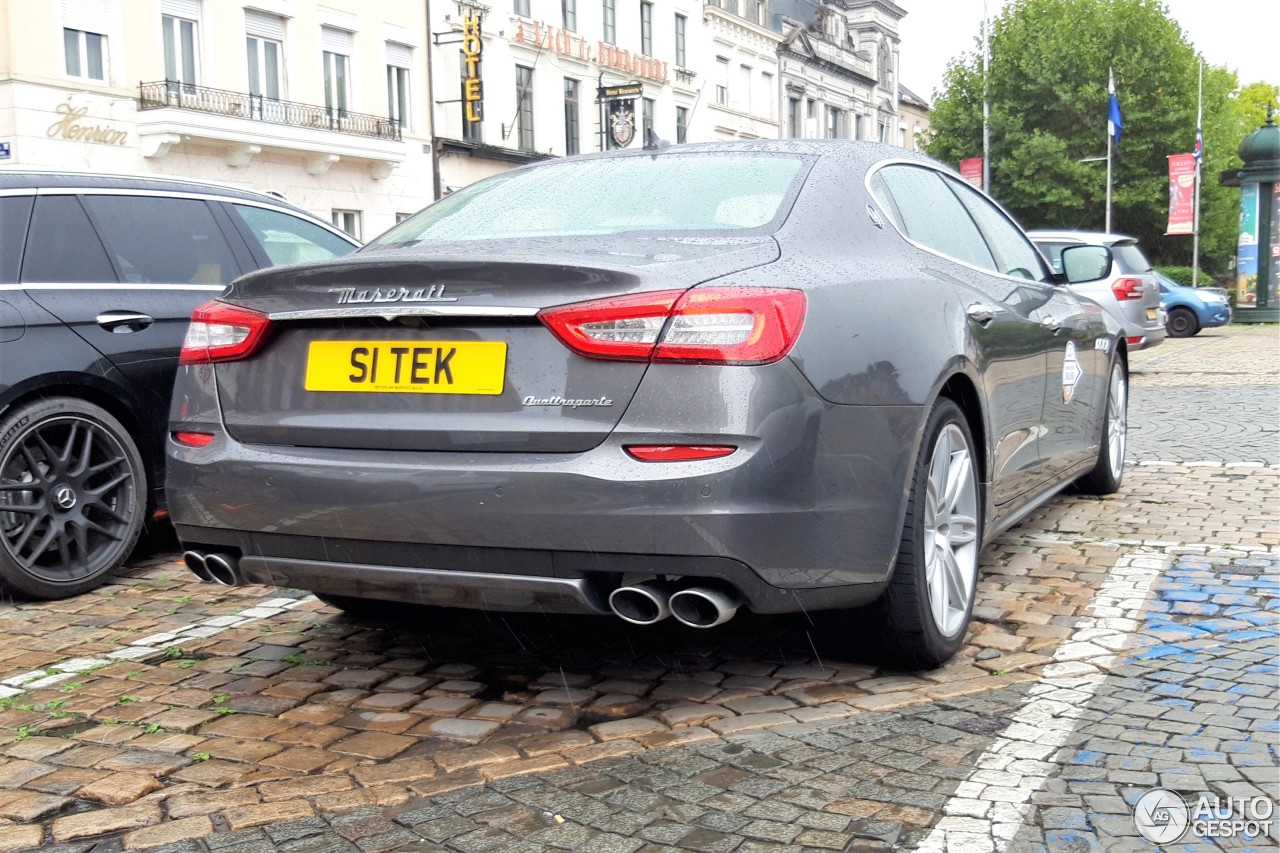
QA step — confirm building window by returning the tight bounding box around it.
[386,43,411,131]
[395,212,414,224]
[246,11,285,103]
[322,28,353,117]
[563,0,577,31]
[787,98,800,137]
[640,2,653,56]
[674,14,686,67]
[854,113,863,140]
[387,64,409,130]
[515,65,534,151]
[564,78,580,155]
[642,97,654,139]
[878,119,888,142]
[513,0,530,16]
[827,107,841,138]
[602,0,616,45]
[64,28,106,81]
[162,13,198,89]
[715,57,729,105]
[676,106,688,143]
[738,65,752,112]
[331,210,361,239]
[247,36,282,100]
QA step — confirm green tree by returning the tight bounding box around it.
[924,0,1275,274]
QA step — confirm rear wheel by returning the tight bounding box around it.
[0,398,146,599]
[1166,306,1199,338]
[866,399,981,669]
[1075,359,1127,495]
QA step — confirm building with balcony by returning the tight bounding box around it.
[429,0,712,195]
[0,0,433,239]
[772,0,906,146]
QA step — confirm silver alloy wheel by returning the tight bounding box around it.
[1106,362,1127,479]
[923,423,980,637]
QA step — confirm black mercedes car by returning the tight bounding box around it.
[0,170,357,599]
[167,141,1127,667]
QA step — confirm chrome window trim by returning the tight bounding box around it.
[0,282,226,292]
[864,158,1055,287]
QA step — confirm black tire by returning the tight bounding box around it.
[1075,359,1127,495]
[0,397,146,599]
[865,399,982,669]
[1166,307,1199,338]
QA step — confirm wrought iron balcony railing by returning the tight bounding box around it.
[138,81,402,142]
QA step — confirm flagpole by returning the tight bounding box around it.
[1192,60,1203,286]
[1105,118,1112,233]
[1105,67,1114,233]
[981,0,990,193]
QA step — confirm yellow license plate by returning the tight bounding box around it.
[1146,308,1158,320]
[304,340,507,394]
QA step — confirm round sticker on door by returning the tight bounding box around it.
[1062,340,1082,403]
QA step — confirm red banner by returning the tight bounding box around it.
[1167,153,1196,235]
[959,157,983,189]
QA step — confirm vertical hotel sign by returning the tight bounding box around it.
[462,13,483,125]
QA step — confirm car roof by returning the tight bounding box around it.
[0,168,302,209]
[510,138,943,176]
[1027,229,1138,246]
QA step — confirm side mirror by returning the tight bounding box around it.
[1060,245,1113,283]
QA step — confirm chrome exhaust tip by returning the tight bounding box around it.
[669,587,739,628]
[182,551,214,583]
[204,553,241,586]
[608,581,673,625]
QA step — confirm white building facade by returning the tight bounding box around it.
[0,0,434,240]
[771,0,906,145]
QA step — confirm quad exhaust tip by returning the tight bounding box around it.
[669,587,739,628]
[183,551,242,586]
[608,581,673,625]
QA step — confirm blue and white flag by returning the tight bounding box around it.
[1108,68,1123,144]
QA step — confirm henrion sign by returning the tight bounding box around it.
[47,102,128,146]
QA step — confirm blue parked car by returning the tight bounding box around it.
[1157,272,1231,337]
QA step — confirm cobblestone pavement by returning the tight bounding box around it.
[0,326,1274,852]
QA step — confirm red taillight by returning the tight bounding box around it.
[179,301,273,365]
[539,287,807,365]
[1126,335,1145,346]
[625,445,737,462]
[1111,278,1145,301]
[172,431,215,447]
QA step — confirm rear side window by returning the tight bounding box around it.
[230,204,356,266]
[372,153,808,245]
[1112,243,1152,273]
[22,195,116,283]
[0,196,34,284]
[1033,241,1071,274]
[82,195,240,284]
[871,165,997,272]
[945,178,1049,282]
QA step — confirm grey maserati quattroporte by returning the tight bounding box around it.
[166,141,1127,667]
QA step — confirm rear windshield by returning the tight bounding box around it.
[370,153,807,246]
[1034,239,1151,275]
[1111,243,1152,272]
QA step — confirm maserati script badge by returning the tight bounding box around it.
[329,285,458,304]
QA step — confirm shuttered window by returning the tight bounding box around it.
[245,9,285,40]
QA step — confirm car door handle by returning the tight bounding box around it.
[966,304,997,326]
[96,311,154,333]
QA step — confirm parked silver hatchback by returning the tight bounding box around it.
[1029,230,1165,350]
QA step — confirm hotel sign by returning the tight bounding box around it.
[462,12,483,124]
[515,20,668,85]
[47,102,128,146]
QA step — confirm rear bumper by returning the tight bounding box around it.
[166,398,925,615]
